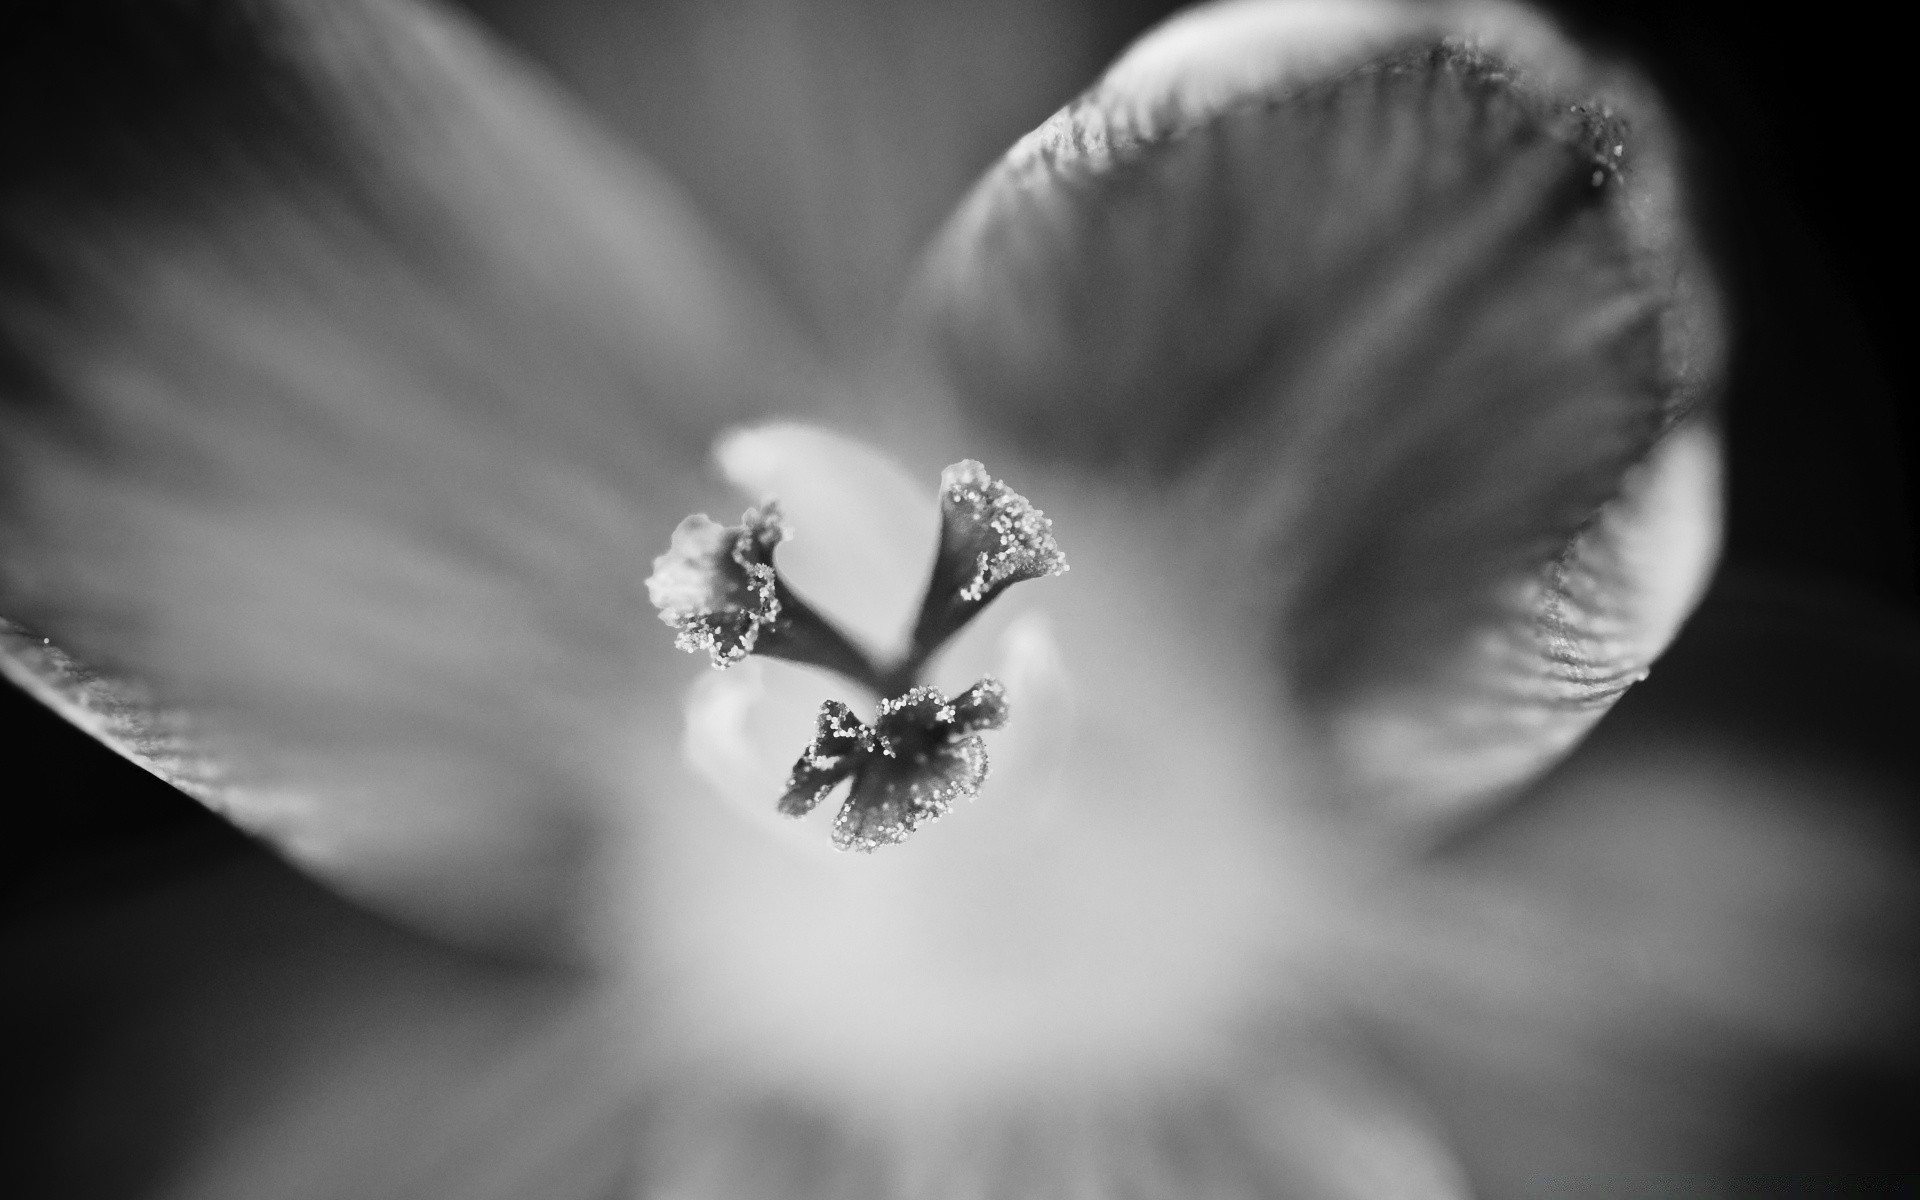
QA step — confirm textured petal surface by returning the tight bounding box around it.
[916,0,1723,824]
[0,0,821,950]
[1327,420,1720,822]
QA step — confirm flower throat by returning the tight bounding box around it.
[647,460,1067,851]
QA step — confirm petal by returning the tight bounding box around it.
[1362,580,1920,1185]
[915,0,1722,823]
[463,0,1141,350]
[0,0,822,950]
[1326,419,1720,823]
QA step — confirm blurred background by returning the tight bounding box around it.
[4,0,1913,1194]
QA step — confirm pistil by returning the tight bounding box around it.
[648,459,1066,849]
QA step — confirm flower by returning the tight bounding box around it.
[2,0,1917,1196]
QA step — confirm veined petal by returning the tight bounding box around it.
[0,0,821,950]
[1328,421,1720,822]
[916,0,1722,825]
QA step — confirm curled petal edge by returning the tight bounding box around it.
[1326,421,1723,827]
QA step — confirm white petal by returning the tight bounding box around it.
[0,0,823,950]
[1327,421,1722,826]
[916,0,1723,823]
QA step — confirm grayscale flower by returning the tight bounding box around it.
[2,1,1914,1197]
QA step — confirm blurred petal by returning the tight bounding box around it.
[459,0,1150,352]
[1365,578,1920,1188]
[0,0,822,950]
[17,578,1915,1194]
[916,0,1723,824]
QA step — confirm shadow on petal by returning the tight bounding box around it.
[916,0,1724,828]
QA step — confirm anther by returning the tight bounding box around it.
[647,503,881,683]
[905,461,1068,675]
[780,679,1010,852]
[646,505,785,668]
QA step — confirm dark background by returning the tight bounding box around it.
[4,0,1913,1194]
[1551,0,1914,606]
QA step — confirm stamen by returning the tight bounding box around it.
[906,461,1069,668]
[647,504,881,682]
[651,457,1063,850]
[776,678,1010,852]
[646,506,785,668]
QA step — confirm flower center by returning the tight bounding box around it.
[612,427,1348,1122]
[647,451,1066,850]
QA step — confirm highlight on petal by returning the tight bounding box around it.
[915,0,1723,825]
[0,0,820,950]
[1083,0,1579,146]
